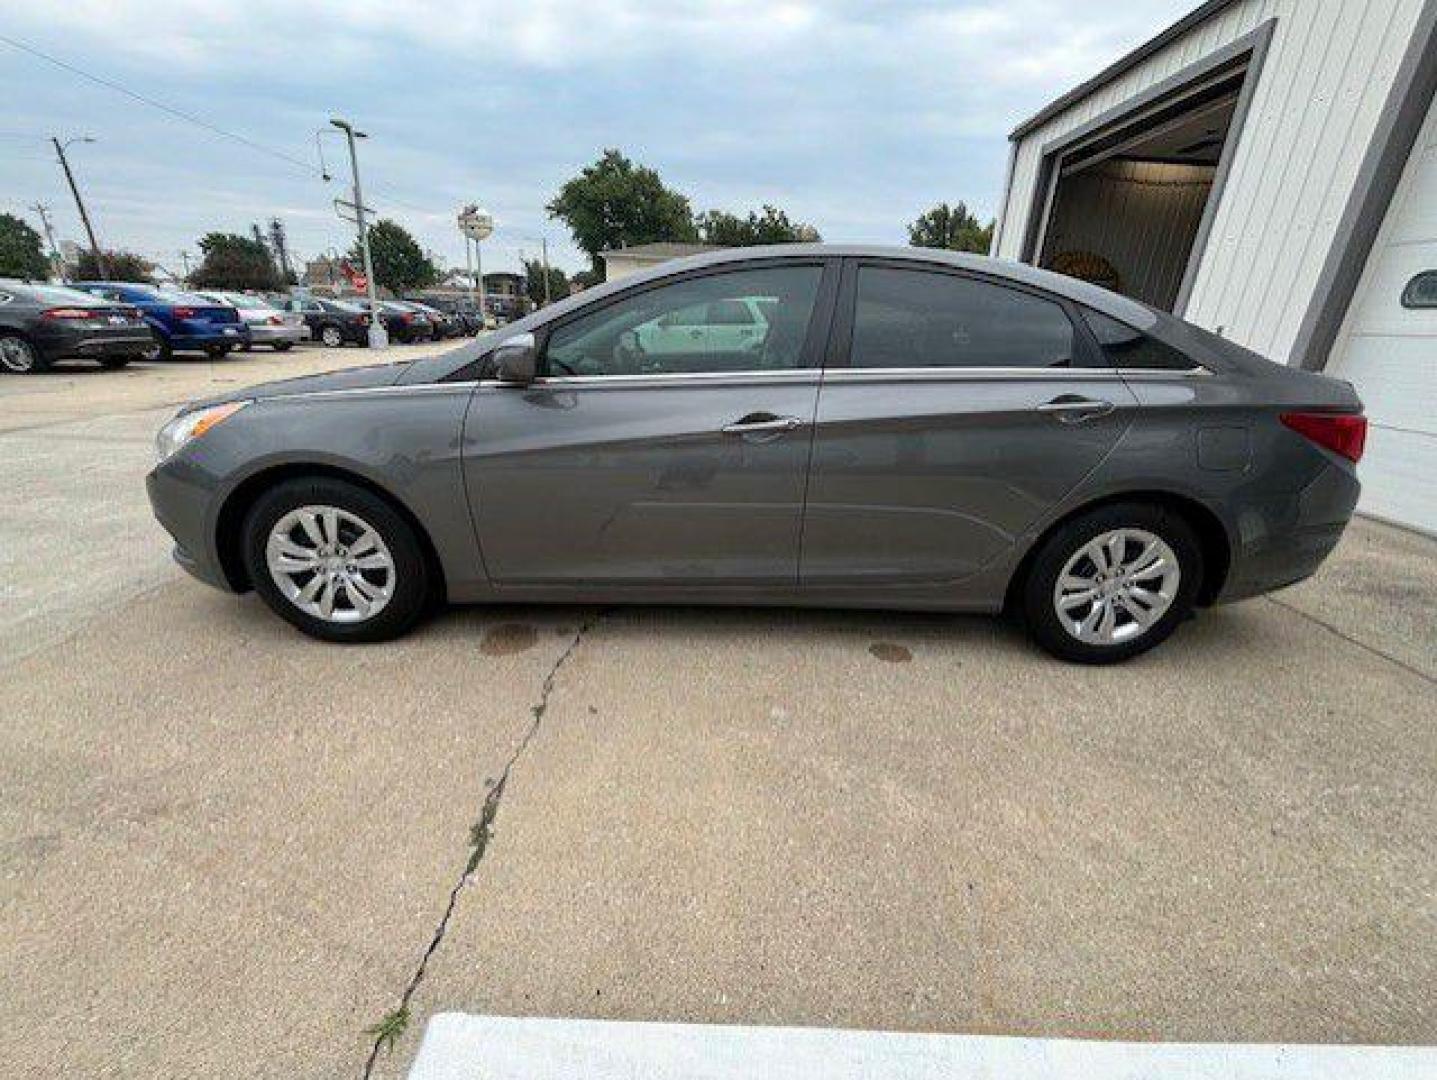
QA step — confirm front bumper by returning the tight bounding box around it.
[146,465,235,592]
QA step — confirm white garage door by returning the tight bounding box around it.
[1327,94,1437,535]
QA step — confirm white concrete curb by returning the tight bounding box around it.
[408,1013,1434,1079]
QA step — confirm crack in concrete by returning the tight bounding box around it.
[1264,595,1435,687]
[361,609,602,1078]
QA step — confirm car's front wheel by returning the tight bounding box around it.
[242,477,432,643]
[320,324,344,348]
[1019,502,1202,664]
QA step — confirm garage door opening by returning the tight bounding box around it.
[1023,38,1269,314]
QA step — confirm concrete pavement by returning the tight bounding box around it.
[1,350,1433,1079]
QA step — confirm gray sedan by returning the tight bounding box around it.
[146,246,1365,663]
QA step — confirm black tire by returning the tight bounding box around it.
[1019,501,1203,664]
[242,477,432,643]
[272,341,293,352]
[0,333,49,373]
[98,356,131,370]
[319,324,345,348]
[143,338,173,362]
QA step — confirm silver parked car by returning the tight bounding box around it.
[146,246,1365,662]
[195,291,306,351]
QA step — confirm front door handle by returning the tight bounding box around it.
[1037,396,1116,423]
[722,413,804,436]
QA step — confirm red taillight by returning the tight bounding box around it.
[1281,412,1367,464]
[359,314,371,325]
[41,307,95,320]
[268,315,283,325]
[400,313,414,324]
[172,306,197,318]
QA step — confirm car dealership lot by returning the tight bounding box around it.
[2,349,1434,1077]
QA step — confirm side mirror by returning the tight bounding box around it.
[490,332,537,384]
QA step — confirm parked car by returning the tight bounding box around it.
[284,297,373,347]
[411,296,488,336]
[70,282,247,358]
[0,278,156,373]
[145,245,1365,662]
[399,299,464,338]
[194,291,305,351]
[374,300,433,343]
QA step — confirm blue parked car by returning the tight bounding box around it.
[70,282,248,359]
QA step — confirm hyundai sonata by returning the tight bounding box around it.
[146,246,1365,663]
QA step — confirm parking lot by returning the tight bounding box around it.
[2,347,1435,1078]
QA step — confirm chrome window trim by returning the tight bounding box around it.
[271,364,1205,402]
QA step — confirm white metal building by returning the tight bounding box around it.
[993,0,1437,534]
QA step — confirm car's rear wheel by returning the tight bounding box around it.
[320,324,344,348]
[143,339,173,361]
[0,333,47,373]
[1019,502,1202,664]
[242,477,431,643]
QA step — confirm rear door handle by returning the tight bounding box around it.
[1037,396,1115,423]
[722,413,804,435]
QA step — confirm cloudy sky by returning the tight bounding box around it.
[1,1,1191,277]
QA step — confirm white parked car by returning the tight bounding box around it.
[195,291,306,351]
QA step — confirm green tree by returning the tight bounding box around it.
[547,149,697,275]
[73,249,154,282]
[695,205,820,247]
[190,232,283,291]
[0,213,51,279]
[352,219,437,293]
[522,258,569,306]
[906,202,994,254]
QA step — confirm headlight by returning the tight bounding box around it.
[156,400,250,463]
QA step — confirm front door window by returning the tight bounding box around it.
[543,265,822,376]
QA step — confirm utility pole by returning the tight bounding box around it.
[330,117,386,348]
[178,250,192,285]
[29,203,61,278]
[52,136,106,278]
[541,236,553,306]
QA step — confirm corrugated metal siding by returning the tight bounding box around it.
[1040,160,1216,309]
[1326,91,1437,533]
[996,0,1427,365]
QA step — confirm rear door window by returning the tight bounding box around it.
[849,266,1076,369]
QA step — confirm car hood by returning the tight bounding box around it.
[186,359,414,411]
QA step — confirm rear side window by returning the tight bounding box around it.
[1081,309,1198,371]
[850,267,1075,369]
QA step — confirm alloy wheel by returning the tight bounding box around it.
[0,336,37,372]
[322,326,343,347]
[265,504,395,623]
[1052,527,1180,645]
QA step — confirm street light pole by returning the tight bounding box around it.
[540,236,553,306]
[52,136,106,278]
[330,117,387,349]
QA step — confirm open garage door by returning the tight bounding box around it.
[1022,39,1268,315]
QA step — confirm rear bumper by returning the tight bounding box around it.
[168,325,249,351]
[1215,460,1361,603]
[245,323,303,345]
[34,325,156,360]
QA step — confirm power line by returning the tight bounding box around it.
[0,32,324,178]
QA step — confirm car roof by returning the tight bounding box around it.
[514,244,1162,334]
